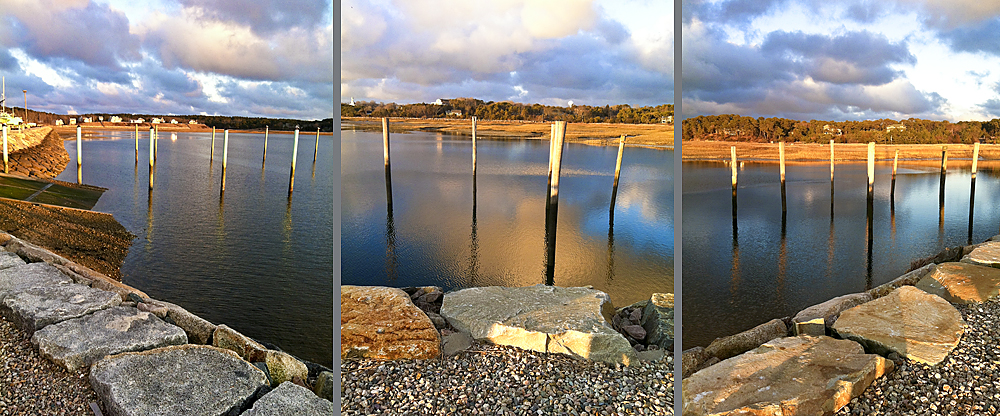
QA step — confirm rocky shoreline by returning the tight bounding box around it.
[342,284,675,415]
[682,237,1000,415]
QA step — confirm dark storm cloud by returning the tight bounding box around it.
[937,18,1000,56]
[178,0,331,32]
[0,48,16,70]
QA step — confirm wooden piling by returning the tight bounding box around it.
[610,134,626,211]
[544,121,568,285]
[211,127,216,162]
[262,125,268,167]
[829,140,834,181]
[2,125,7,174]
[76,126,82,184]
[731,146,738,189]
[779,141,786,213]
[941,146,948,174]
[867,142,875,192]
[221,130,229,192]
[148,127,154,190]
[289,128,300,194]
[472,117,477,175]
[134,124,138,165]
[154,126,158,161]
[972,142,980,179]
[313,127,320,163]
[891,149,898,199]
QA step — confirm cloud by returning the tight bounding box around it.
[177,0,332,33]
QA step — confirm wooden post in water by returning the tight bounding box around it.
[148,127,154,190]
[610,134,626,212]
[829,140,835,181]
[134,124,138,165]
[2,125,7,174]
[382,119,391,205]
[867,142,875,193]
[262,125,268,167]
[76,126,82,184]
[313,127,320,163]
[779,141,786,213]
[731,146,738,219]
[972,142,980,179]
[544,121,568,285]
[891,149,899,200]
[472,117,477,175]
[211,127,216,162]
[941,146,948,174]
[221,130,229,193]
[289,128,300,194]
[154,125,158,161]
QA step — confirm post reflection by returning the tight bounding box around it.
[730,214,740,303]
[386,201,398,282]
[968,177,976,245]
[468,173,480,286]
[866,190,874,290]
[777,211,787,305]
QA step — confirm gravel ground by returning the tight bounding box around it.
[0,316,101,415]
[837,298,1000,415]
[342,340,674,415]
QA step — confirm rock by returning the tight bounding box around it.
[313,371,334,402]
[265,350,309,386]
[420,291,442,304]
[135,301,168,316]
[794,317,826,337]
[0,251,26,270]
[90,345,267,416]
[681,347,710,379]
[425,311,447,329]
[622,325,646,340]
[683,336,893,416]
[253,362,273,385]
[341,285,441,360]
[442,331,473,356]
[52,263,94,286]
[704,318,787,360]
[629,307,642,323]
[1,283,121,335]
[793,292,872,328]
[214,324,269,362]
[0,262,72,301]
[440,285,637,365]
[833,286,964,365]
[31,306,188,372]
[916,262,1000,304]
[641,293,674,349]
[5,237,69,266]
[961,241,1000,268]
[637,349,665,363]
[866,263,935,299]
[145,299,217,344]
[240,381,334,415]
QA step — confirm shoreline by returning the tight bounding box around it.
[683,140,1000,161]
[342,116,674,148]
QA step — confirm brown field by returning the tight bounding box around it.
[683,140,1000,161]
[342,117,674,147]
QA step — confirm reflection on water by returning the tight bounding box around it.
[342,130,673,307]
[684,159,1000,349]
[56,130,333,368]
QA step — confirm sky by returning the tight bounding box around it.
[340,0,673,108]
[683,0,1000,122]
[0,0,333,120]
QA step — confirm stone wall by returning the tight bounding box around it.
[7,127,70,178]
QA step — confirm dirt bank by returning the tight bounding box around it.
[343,117,674,147]
[7,128,71,178]
[684,141,1000,161]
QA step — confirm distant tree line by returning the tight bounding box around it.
[683,114,1000,144]
[342,98,673,124]
[6,107,332,132]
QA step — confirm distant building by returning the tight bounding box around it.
[189,120,198,124]
[170,119,179,124]
[446,109,463,117]
[152,118,164,124]
[82,117,93,123]
[69,118,76,125]
[109,116,122,123]
[433,99,443,105]
[823,124,842,135]
[350,97,356,106]
[132,118,145,124]
[886,124,906,132]
[661,116,673,124]
[55,119,64,126]
[98,116,104,122]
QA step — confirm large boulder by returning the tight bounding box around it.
[143,299,217,344]
[240,381,333,416]
[31,306,188,372]
[341,285,440,360]
[961,241,1000,268]
[916,262,1000,304]
[1,283,121,335]
[792,292,872,329]
[90,345,268,416]
[213,324,268,362]
[704,318,787,360]
[440,285,637,365]
[0,262,72,301]
[265,350,308,385]
[641,293,674,349]
[683,336,892,416]
[833,286,964,366]
[0,251,26,270]
[866,263,935,299]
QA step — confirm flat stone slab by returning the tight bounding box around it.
[683,336,893,416]
[342,285,441,360]
[833,286,964,365]
[32,306,188,372]
[1,283,121,335]
[0,251,26,270]
[0,262,72,300]
[793,292,872,328]
[917,262,1000,304]
[91,344,268,416]
[240,381,333,416]
[961,241,1000,268]
[705,318,787,360]
[440,285,638,365]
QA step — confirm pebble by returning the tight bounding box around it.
[836,298,1000,415]
[342,340,674,415]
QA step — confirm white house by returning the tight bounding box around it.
[54,119,64,126]
[152,118,164,124]
[132,118,145,124]
[82,117,93,123]
[170,119,179,124]
[110,116,122,123]
[69,118,76,125]
[189,120,198,124]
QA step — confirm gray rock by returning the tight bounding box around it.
[1,283,121,335]
[265,350,308,385]
[866,263,935,299]
[681,346,710,379]
[0,262,72,301]
[623,324,646,340]
[440,285,638,365]
[31,306,188,372]
[641,293,673,349]
[90,345,267,416]
[240,381,333,416]
[5,237,69,265]
[636,349,665,363]
[145,299,216,344]
[442,332,473,356]
[313,371,334,401]
[793,292,872,328]
[704,318,787,360]
[0,251,26,270]
[794,317,826,337]
[425,311,447,329]
[213,324,268,362]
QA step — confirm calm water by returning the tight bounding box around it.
[342,129,673,308]
[56,130,333,368]
[683,159,1000,349]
